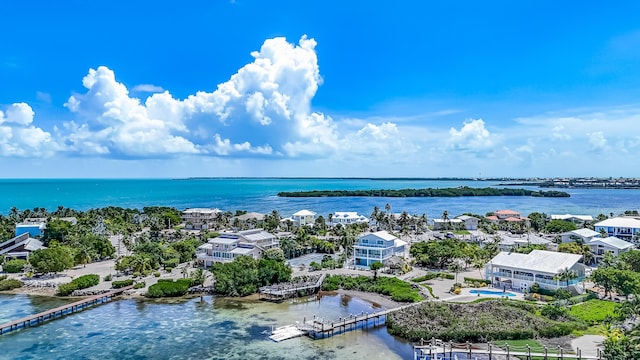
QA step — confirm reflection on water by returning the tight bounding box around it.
[0,294,74,323]
[0,293,414,360]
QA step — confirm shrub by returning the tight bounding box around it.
[165,267,174,272]
[3,259,27,273]
[453,288,461,295]
[146,279,191,298]
[154,271,161,277]
[133,281,146,289]
[58,274,99,295]
[132,272,141,278]
[0,274,7,281]
[321,275,422,302]
[0,278,23,291]
[464,277,491,284]
[163,258,179,269]
[103,274,112,281]
[422,285,439,299]
[112,279,135,288]
[440,273,455,280]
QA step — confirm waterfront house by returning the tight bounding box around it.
[432,218,462,230]
[196,229,279,267]
[353,231,407,268]
[0,233,46,259]
[486,250,586,293]
[283,210,316,227]
[561,228,600,244]
[588,236,635,263]
[330,212,369,226]
[182,208,221,230]
[15,222,46,237]
[594,216,640,242]
[551,214,594,224]
[457,215,479,230]
[486,233,553,252]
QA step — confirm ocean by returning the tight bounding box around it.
[0,178,638,217]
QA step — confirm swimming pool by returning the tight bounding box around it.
[469,289,516,297]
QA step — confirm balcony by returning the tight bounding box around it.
[355,243,392,249]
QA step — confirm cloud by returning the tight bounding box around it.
[132,84,165,93]
[551,125,570,140]
[0,103,57,157]
[36,91,52,104]
[587,131,608,151]
[448,118,493,151]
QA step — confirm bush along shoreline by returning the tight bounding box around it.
[321,275,423,303]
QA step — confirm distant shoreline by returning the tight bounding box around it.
[277,187,570,198]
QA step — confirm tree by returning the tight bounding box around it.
[29,246,75,274]
[263,248,286,262]
[448,262,463,283]
[370,261,384,280]
[544,220,577,234]
[554,268,578,287]
[527,212,549,232]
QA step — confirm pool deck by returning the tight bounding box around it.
[442,287,525,302]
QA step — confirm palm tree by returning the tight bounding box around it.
[555,268,578,287]
[449,262,463,284]
[370,261,384,280]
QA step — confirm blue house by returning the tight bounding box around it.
[353,231,406,268]
[15,222,46,238]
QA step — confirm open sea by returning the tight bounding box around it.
[0,178,637,359]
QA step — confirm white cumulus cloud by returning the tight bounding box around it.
[0,103,57,157]
[448,118,493,150]
[587,131,608,151]
[132,84,165,93]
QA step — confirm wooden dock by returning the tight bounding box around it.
[0,285,134,335]
[259,274,326,301]
[413,339,604,360]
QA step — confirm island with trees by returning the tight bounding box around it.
[277,187,570,198]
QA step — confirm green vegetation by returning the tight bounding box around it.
[30,246,75,274]
[387,300,584,342]
[421,284,438,299]
[146,279,191,298]
[569,299,620,325]
[58,274,100,296]
[543,219,578,233]
[212,255,292,297]
[0,276,23,291]
[321,275,423,302]
[133,281,145,289]
[278,187,570,198]
[112,279,135,288]
[497,339,546,354]
[3,258,28,273]
[411,272,455,282]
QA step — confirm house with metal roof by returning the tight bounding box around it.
[330,212,369,226]
[588,236,635,263]
[354,231,406,268]
[561,228,600,244]
[485,250,585,293]
[284,210,316,227]
[196,229,279,267]
[0,233,46,259]
[594,217,640,242]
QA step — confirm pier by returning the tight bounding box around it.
[259,274,326,301]
[0,285,134,335]
[413,339,604,360]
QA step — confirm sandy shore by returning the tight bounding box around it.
[332,289,404,309]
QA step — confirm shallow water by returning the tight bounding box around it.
[0,293,414,360]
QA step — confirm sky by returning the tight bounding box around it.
[2,1,640,178]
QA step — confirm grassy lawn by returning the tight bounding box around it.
[451,230,470,235]
[496,339,546,353]
[569,299,619,325]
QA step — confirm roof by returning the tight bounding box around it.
[0,233,46,255]
[238,229,275,242]
[486,215,499,221]
[230,247,254,255]
[183,208,221,214]
[495,209,520,215]
[457,215,478,221]
[433,218,462,223]
[498,234,551,246]
[489,250,583,274]
[293,210,316,216]
[364,231,398,242]
[566,228,600,238]
[551,214,594,221]
[504,217,524,222]
[589,236,635,250]
[198,243,213,250]
[235,212,265,221]
[210,237,238,245]
[394,239,407,247]
[595,217,640,229]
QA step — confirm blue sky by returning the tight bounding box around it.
[2,1,640,178]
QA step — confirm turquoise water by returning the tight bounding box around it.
[0,293,414,360]
[0,178,638,217]
[469,289,515,297]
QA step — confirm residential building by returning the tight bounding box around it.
[588,236,634,263]
[561,228,600,244]
[15,222,46,237]
[330,212,369,226]
[288,210,316,227]
[182,208,221,230]
[196,229,279,267]
[594,217,640,242]
[484,234,552,252]
[0,233,46,259]
[353,231,407,268]
[486,250,586,293]
[456,215,479,230]
[432,218,462,230]
[551,214,594,223]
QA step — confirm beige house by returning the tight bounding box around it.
[196,229,279,267]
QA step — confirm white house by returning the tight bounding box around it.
[288,210,316,227]
[354,231,406,268]
[551,214,594,223]
[486,250,585,293]
[457,215,479,230]
[432,218,462,230]
[182,208,221,230]
[196,229,279,267]
[0,232,46,259]
[330,212,369,226]
[595,217,640,242]
[588,236,635,263]
[561,228,600,244]
[485,234,552,252]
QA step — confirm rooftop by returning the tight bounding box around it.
[589,236,635,250]
[293,210,316,217]
[595,217,640,229]
[551,214,594,221]
[490,250,582,274]
[183,208,221,214]
[566,228,600,238]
